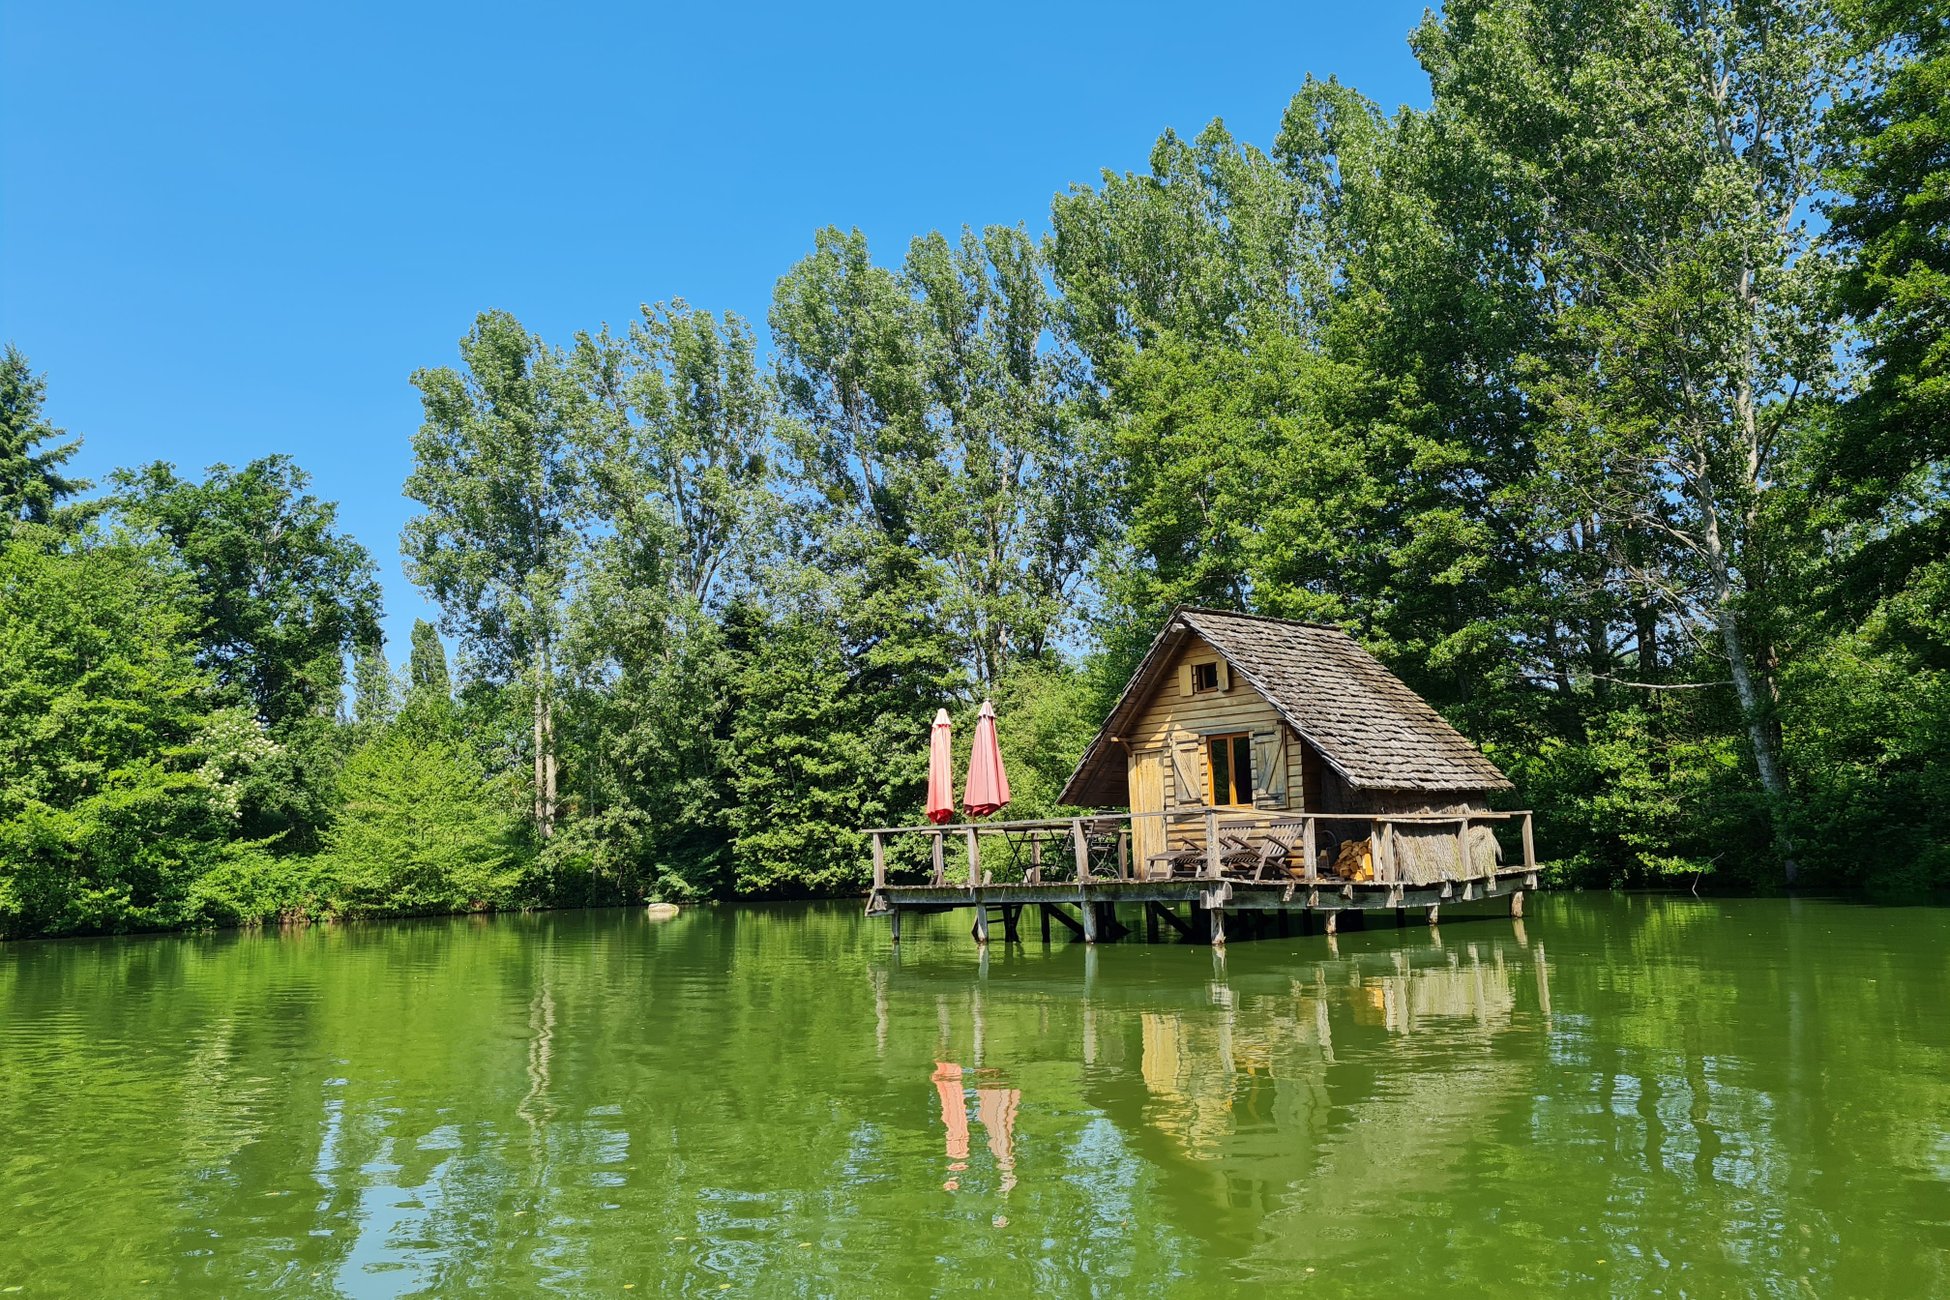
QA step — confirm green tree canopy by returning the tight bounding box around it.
[0,344,89,529]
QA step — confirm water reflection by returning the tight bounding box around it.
[3,899,1950,1297]
[930,1062,1020,1193]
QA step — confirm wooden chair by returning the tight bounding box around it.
[1145,846,1206,880]
[1223,820,1307,881]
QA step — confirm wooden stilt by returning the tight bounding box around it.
[889,909,901,944]
[1510,889,1525,919]
[1324,911,1338,936]
[1426,903,1440,928]
[1146,902,1160,943]
[1394,907,1407,928]
[1002,905,1022,943]
[1040,904,1052,943]
[971,899,989,946]
[1080,897,1099,944]
[1209,906,1227,947]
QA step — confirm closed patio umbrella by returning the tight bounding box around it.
[962,699,1012,817]
[926,708,955,825]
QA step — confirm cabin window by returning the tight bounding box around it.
[1191,661,1221,693]
[1207,732,1253,806]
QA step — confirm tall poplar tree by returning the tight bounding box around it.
[1415,0,1850,879]
[404,310,580,837]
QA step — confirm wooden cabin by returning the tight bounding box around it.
[865,607,1534,946]
[1058,608,1514,884]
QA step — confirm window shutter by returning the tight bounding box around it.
[1169,739,1202,807]
[1216,660,1231,692]
[1177,663,1194,697]
[1251,729,1287,809]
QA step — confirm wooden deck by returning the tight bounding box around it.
[865,808,1538,947]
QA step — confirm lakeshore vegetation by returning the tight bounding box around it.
[3,0,1946,939]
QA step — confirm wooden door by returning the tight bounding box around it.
[1128,747,1166,876]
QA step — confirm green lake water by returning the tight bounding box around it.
[2,895,1948,1298]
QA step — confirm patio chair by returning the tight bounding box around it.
[1221,820,1307,881]
[1144,845,1207,880]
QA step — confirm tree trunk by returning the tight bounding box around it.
[533,640,556,837]
[1717,612,1795,884]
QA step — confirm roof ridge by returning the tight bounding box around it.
[1175,606,1351,634]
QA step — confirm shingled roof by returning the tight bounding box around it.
[1059,607,1512,807]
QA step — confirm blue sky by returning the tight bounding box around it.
[1,1,1435,656]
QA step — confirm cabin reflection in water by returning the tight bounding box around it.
[1132,946,1522,1162]
[896,930,1547,1270]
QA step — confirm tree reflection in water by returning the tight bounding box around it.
[5,898,1950,1296]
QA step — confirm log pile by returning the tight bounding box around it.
[1330,837,1374,883]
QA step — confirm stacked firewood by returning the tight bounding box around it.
[1329,837,1374,882]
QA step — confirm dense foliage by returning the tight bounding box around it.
[3,0,1946,938]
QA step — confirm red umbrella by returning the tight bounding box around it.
[962,699,1012,817]
[925,708,956,824]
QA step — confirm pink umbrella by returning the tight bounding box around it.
[926,708,955,825]
[962,699,1012,817]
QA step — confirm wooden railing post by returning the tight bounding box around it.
[1071,818,1090,883]
[1118,827,1130,880]
[1030,834,1043,885]
[965,826,980,888]
[1204,807,1220,879]
[1303,815,1318,883]
[1522,811,1536,875]
[1457,815,1471,880]
[871,831,886,891]
[931,831,945,887]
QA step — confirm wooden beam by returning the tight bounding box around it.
[1040,903,1086,939]
[1071,818,1090,883]
[1204,808,1221,880]
[931,831,946,888]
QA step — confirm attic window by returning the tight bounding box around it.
[1191,662,1221,692]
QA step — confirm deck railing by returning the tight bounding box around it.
[864,807,1537,892]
